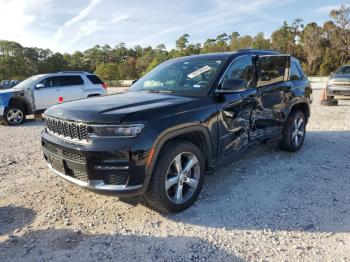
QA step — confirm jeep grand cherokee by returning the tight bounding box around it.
[41,50,312,213]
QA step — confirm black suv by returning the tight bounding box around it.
[41,50,312,212]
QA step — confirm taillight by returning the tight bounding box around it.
[102,83,108,89]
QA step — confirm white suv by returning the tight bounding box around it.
[0,71,107,125]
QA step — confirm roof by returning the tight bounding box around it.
[171,49,281,61]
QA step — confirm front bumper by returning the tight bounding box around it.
[0,106,5,117]
[41,129,149,196]
[327,86,350,96]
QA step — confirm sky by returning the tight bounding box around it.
[0,0,348,53]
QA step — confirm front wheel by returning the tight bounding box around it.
[280,110,306,152]
[4,106,26,125]
[144,140,205,213]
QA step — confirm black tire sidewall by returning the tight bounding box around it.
[4,106,26,125]
[320,99,338,106]
[148,141,205,213]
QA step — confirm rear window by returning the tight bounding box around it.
[87,75,103,84]
[58,75,84,86]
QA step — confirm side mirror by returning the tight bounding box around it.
[35,83,44,89]
[216,79,247,93]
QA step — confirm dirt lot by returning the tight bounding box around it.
[1,88,350,261]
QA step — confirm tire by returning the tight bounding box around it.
[3,106,26,125]
[144,140,205,213]
[320,99,338,106]
[280,110,306,152]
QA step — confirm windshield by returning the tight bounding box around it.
[335,66,350,75]
[129,58,224,96]
[13,75,41,90]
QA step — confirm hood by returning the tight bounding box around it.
[44,91,197,124]
[0,88,16,95]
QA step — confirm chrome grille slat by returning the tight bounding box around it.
[45,117,88,143]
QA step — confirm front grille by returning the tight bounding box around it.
[62,151,86,162]
[103,173,128,185]
[43,142,58,154]
[46,117,88,142]
[67,169,89,182]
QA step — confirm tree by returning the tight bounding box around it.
[329,5,350,64]
[252,33,271,49]
[94,63,119,84]
[176,34,190,51]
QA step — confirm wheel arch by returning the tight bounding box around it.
[142,125,214,194]
[8,96,33,115]
[288,101,310,124]
[87,93,101,98]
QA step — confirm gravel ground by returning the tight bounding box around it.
[1,88,350,261]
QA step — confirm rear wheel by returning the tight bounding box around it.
[4,106,26,125]
[144,140,205,213]
[280,110,306,152]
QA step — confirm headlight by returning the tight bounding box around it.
[89,124,145,137]
[327,79,334,86]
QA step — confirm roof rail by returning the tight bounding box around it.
[57,71,91,74]
[238,48,279,53]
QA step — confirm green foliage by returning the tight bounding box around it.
[0,6,349,80]
[94,63,119,84]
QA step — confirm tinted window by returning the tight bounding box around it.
[258,56,288,87]
[224,56,254,88]
[290,62,302,80]
[58,75,84,86]
[335,66,350,74]
[40,76,59,88]
[87,75,103,84]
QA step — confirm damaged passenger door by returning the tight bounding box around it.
[216,55,258,158]
[250,55,291,141]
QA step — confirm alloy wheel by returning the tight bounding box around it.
[165,152,200,204]
[7,109,24,124]
[291,116,305,147]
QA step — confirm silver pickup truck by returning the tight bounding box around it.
[0,71,107,125]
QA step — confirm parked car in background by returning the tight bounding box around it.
[326,65,350,97]
[0,80,19,89]
[41,50,312,213]
[0,80,10,89]
[10,80,19,87]
[0,71,107,125]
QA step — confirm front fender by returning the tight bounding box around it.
[0,92,13,116]
[139,124,214,194]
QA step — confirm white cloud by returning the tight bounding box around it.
[0,0,309,52]
[316,4,350,14]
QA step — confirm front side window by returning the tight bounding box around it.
[130,58,224,96]
[59,76,84,86]
[258,56,289,87]
[223,56,254,88]
[40,76,59,88]
[290,62,302,80]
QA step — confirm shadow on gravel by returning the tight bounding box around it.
[0,228,243,262]
[167,131,350,233]
[0,205,36,235]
